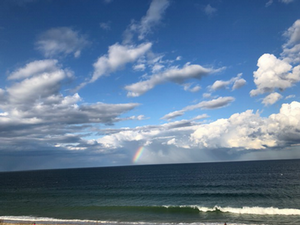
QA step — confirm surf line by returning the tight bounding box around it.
[133,146,145,163]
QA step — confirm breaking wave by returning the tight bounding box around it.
[163,205,300,215]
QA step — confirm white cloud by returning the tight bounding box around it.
[133,64,146,71]
[161,96,234,120]
[279,0,294,3]
[152,63,164,73]
[91,42,152,83]
[284,20,300,46]
[211,80,230,91]
[0,60,142,163]
[191,110,275,150]
[123,0,169,43]
[183,83,201,92]
[139,0,170,40]
[36,27,89,58]
[204,4,217,17]
[282,19,300,64]
[8,60,58,80]
[286,94,295,99]
[262,92,283,106]
[250,53,300,96]
[210,73,246,91]
[97,116,204,150]
[125,64,215,97]
[266,0,294,7]
[202,93,212,99]
[95,101,300,165]
[250,20,300,106]
[232,78,246,90]
[192,101,300,150]
[100,21,111,30]
[265,0,273,7]
[7,60,72,104]
[162,111,185,120]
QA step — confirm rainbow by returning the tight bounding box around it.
[133,146,145,163]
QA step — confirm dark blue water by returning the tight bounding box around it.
[1,159,300,225]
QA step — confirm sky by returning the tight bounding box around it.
[1,0,300,171]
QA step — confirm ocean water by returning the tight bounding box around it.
[1,159,300,225]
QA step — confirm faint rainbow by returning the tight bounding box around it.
[133,146,145,163]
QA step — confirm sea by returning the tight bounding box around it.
[1,159,300,225]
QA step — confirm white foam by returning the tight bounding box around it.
[0,216,101,223]
[194,205,300,215]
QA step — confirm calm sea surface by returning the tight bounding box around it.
[1,159,300,225]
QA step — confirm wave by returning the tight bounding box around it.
[1,205,299,225]
[163,205,300,215]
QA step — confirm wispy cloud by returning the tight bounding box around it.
[100,21,111,30]
[125,64,220,97]
[204,4,217,17]
[161,96,235,120]
[36,27,89,58]
[123,0,170,43]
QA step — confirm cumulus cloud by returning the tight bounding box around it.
[125,64,216,97]
[250,54,300,96]
[36,27,89,58]
[161,96,234,120]
[192,101,300,150]
[251,20,300,105]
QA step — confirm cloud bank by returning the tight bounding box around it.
[95,101,300,165]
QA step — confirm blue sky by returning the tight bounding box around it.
[1,0,300,171]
